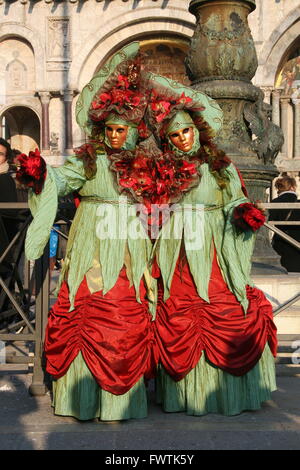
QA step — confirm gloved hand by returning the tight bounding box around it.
[232,202,265,232]
[16,148,47,195]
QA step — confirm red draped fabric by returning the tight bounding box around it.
[44,268,158,395]
[45,252,277,394]
[154,252,277,381]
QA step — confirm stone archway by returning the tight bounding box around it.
[70,9,195,145]
[69,9,195,90]
[262,27,300,186]
[0,106,40,154]
[94,37,191,86]
[140,38,190,85]
[275,42,300,94]
[0,23,46,90]
[256,17,300,87]
[258,5,300,69]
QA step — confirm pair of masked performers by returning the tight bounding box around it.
[17,43,277,421]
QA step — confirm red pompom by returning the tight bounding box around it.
[232,202,265,232]
[16,148,46,195]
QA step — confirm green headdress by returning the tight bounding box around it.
[145,72,223,144]
[104,113,139,151]
[166,111,195,135]
[76,42,146,138]
[166,111,200,157]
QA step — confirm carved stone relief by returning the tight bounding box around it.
[6,51,27,91]
[0,38,35,93]
[47,17,71,70]
[50,131,60,156]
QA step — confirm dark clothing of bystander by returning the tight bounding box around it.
[0,171,19,255]
[269,192,300,272]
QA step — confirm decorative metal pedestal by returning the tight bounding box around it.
[186,0,285,273]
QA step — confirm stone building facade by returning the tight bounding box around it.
[0,0,299,192]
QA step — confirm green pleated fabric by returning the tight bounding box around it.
[52,352,147,421]
[25,152,153,310]
[156,345,276,416]
[154,163,254,313]
[76,41,140,137]
[26,166,60,260]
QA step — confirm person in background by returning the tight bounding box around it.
[0,139,22,316]
[0,139,17,200]
[269,175,300,272]
[0,138,18,253]
[11,148,29,203]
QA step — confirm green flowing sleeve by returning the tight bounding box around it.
[214,164,255,313]
[25,155,86,260]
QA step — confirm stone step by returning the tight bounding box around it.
[277,339,300,346]
[278,334,300,341]
[253,274,300,336]
[277,333,299,345]
[276,363,300,377]
[277,343,300,355]
[274,309,300,335]
[277,341,300,352]
[274,334,300,372]
[275,352,296,364]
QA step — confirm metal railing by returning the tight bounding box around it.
[0,202,50,395]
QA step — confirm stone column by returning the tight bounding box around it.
[292,98,300,160]
[280,96,290,158]
[261,86,273,105]
[63,89,74,153]
[38,91,51,153]
[186,0,284,273]
[271,89,281,126]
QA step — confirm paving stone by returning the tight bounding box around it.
[0,373,300,450]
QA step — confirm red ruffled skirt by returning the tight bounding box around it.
[44,268,157,395]
[154,252,277,381]
[45,253,277,395]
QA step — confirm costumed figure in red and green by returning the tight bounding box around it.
[143,72,277,415]
[16,42,277,420]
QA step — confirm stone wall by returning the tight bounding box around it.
[0,0,299,176]
[248,0,300,191]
